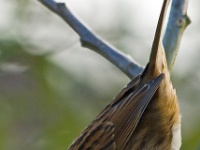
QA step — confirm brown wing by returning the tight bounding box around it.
[68,121,116,150]
[67,75,141,150]
[109,74,164,150]
[68,74,164,150]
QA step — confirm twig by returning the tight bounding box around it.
[38,0,143,79]
[163,0,190,71]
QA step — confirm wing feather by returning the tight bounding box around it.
[110,74,164,149]
[68,74,164,150]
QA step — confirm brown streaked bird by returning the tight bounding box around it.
[68,0,181,149]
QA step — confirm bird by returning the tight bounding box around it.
[68,0,181,149]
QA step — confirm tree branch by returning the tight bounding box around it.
[38,0,143,79]
[163,0,190,71]
[38,0,190,78]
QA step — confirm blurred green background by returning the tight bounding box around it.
[0,0,200,150]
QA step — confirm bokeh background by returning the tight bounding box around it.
[0,0,200,150]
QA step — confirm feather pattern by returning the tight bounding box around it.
[69,74,164,150]
[68,0,181,149]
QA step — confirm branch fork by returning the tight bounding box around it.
[38,0,190,79]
